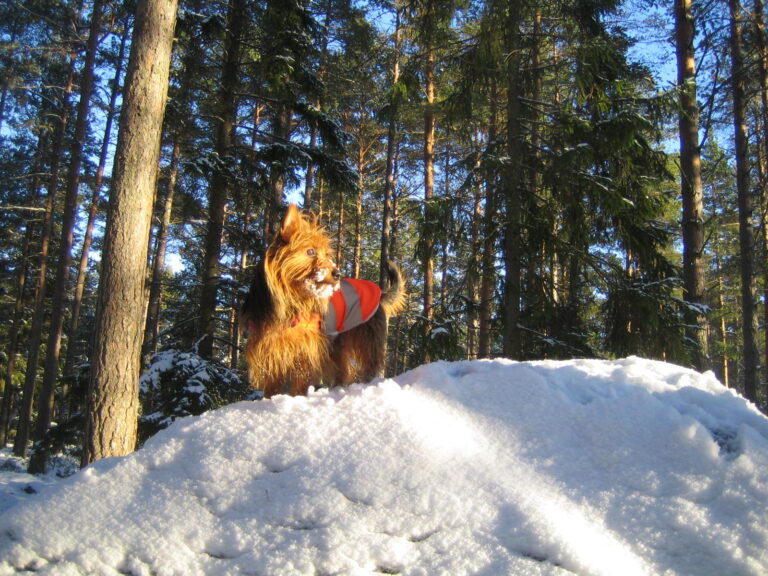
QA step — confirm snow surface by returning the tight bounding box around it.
[1,357,767,576]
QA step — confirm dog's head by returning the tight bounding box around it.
[265,204,341,304]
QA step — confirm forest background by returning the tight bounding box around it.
[1,0,767,473]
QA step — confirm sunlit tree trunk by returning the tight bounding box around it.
[422,44,436,362]
[353,146,364,278]
[83,0,179,465]
[674,0,709,371]
[728,0,758,401]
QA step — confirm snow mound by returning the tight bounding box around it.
[1,357,767,575]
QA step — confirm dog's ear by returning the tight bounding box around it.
[280,203,301,243]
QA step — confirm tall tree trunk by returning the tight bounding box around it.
[30,0,106,474]
[502,0,524,359]
[335,195,345,268]
[756,115,768,398]
[468,176,482,360]
[230,211,251,370]
[674,0,709,371]
[82,0,179,466]
[198,0,245,360]
[728,0,758,401]
[380,5,401,287]
[0,133,46,446]
[143,137,180,359]
[353,147,364,278]
[479,82,500,359]
[714,247,730,388]
[754,0,768,398]
[13,53,77,458]
[422,45,436,363]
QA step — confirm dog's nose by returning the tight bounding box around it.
[332,268,341,280]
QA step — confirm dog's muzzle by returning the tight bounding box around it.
[304,267,340,298]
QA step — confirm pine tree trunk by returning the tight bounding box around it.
[335,195,345,268]
[717,273,730,388]
[422,47,436,362]
[82,0,179,465]
[478,82,499,359]
[754,0,768,398]
[230,211,250,370]
[467,179,482,360]
[29,1,106,474]
[143,137,180,359]
[674,0,709,371]
[354,147,364,278]
[13,54,77,458]
[0,134,46,446]
[198,0,245,359]
[502,0,524,359]
[756,118,768,398]
[380,6,401,287]
[728,0,759,401]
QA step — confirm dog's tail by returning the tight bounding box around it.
[380,261,406,317]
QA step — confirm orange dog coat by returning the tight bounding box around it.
[323,278,382,336]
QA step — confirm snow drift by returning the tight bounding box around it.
[1,357,767,575]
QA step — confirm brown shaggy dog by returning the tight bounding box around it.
[241,204,406,398]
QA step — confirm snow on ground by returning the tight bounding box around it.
[1,356,767,576]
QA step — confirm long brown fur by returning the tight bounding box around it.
[241,204,406,398]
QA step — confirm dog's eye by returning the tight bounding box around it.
[306,248,316,257]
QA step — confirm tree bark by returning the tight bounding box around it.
[380,5,401,287]
[468,176,482,360]
[0,132,46,446]
[30,1,106,474]
[353,146,364,278]
[674,0,709,371]
[422,44,436,363]
[13,53,77,458]
[754,0,768,398]
[478,81,500,359]
[198,0,245,360]
[502,0,524,359]
[82,0,179,465]
[728,0,758,401]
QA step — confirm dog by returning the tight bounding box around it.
[241,204,406,398]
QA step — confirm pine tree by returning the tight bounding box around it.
[83,0,179,465]
[728,0,759,402]
[675,0,709,370]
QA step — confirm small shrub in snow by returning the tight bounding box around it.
[139,349,248,443]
